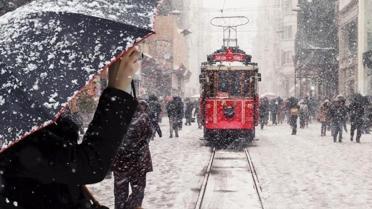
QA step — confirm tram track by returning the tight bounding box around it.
[244,148,265,209]
[194,148,216,209]
[195,147,264,209]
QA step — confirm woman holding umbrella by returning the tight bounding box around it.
[0,0,161,208]
[0,48,141,209]
[112,100,154,209]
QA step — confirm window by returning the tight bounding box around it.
[282,51,293,65]
[283,0,292,14]
[283,26,293,40]
[347,21,358,55]
[205,71,256,98]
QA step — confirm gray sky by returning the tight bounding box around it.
[200,0,260,56]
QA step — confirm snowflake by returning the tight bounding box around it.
[0,96,4,106]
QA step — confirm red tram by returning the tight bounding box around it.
[199,16,261,143]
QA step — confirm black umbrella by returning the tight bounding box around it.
[0,0,160,150]
[287,97,299,108]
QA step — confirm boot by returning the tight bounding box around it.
[291,128,296,135]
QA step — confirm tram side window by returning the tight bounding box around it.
[243,73,255,98]
[206,72,216,97]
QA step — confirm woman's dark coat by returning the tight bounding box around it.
[329,103,348,123]
[0,88,137,209]
[349,95,365,126]
[112,110,153,176]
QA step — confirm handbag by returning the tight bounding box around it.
[82,186,109,209]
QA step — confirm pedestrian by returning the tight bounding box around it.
[308,97,318,123]
[148,94,162,123]
[174,96,184,131]
[166,97,179,138]
[259,97,269,129]
[349,94,365,143]
[365,96,372,134]
[270,99,278,125]
[299,99,309,129]
[277,97,285,124]
[147,95,162,138]
[336,95,348,133]
[329,97,348,143]
[184,98,194,126]
[287,97,300,135]
[318,99,331,136]
[0,47,141,209]
[194,101,202,129]
[112,100,153,209]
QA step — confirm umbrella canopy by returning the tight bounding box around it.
[0,0,160,150]
[287,97,299,107]
[260,92,276,99]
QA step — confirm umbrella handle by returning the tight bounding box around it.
[131,80,137,99]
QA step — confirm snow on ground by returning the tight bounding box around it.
[88,118,210,209]
[251,122,372,209]
[201,151,262,209]
[89,118,372,209]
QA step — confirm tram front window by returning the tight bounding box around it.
[217,72,241,97]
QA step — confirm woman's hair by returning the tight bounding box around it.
[138,100,149,112]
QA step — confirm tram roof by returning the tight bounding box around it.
[202,64,258,71]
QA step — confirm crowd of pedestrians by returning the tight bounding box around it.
[165,96,200,138]
[259,94,372,143]
[317,94,371,143]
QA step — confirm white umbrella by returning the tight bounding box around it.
[261,92,276,99]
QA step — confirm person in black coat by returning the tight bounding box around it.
[0,47,141,209]
[112,100,153,209]
[147,95,162,138]
[259,97,269,130]
[329,97,348,143]
[349,94,365,143]
[166,98,179,138]
[270,99,279,125]
[147,95,162,123]
[174,96,184,131]
[184,98,194,126]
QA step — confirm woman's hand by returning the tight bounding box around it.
[108,46,141,92]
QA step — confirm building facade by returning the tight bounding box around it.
[338,0,359,97]
[338,0,372,97]
[295,0,338,99]
[359,0,372,96]
[256,0,298,98]
[279,0,298,97]
[141,0,191,98]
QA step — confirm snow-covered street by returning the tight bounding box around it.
[88,120,211,209]
[89,120,372,209]
[251,122,372,209]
